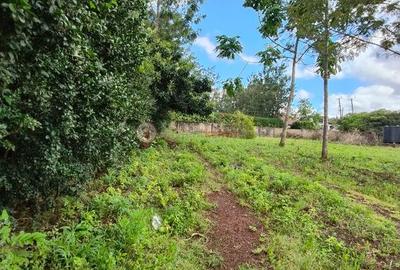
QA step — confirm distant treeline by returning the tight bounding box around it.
[337,110,400,135]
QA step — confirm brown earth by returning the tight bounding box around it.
[206,188,266,270]
[165,138,267,269]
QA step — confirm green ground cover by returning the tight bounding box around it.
[173,133,400,269]
[1,134,399,269]
[1,141,220,270]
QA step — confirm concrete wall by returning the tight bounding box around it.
[170,122,380,145]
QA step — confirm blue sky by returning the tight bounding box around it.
[189,0,400,117]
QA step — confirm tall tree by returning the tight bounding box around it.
[236,65,289,118]
[288,0,390,160]
[149,0,204,43]
[216,65,289,118]
[147,0,213,126]
[223,0,314,146]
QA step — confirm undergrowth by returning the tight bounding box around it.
[0,140,219,269]
[173,133,400,270]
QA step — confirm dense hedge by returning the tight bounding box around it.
[171,112,283,128]
[253,117,283,128]
[0,1,161,207]
[291,120,320,130]
[337,110,400,135]
[0,0,212,206]
[170,111,256,138]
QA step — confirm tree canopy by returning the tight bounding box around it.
[0,0,212,206]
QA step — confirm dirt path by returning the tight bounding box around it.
[195,153,266,269]
[206,188,266,269]
[165,137,267,269]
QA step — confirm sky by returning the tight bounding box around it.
[189,0,400,117]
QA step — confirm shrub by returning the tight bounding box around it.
[170,111,256,139]
[219,112,256,139]
[254,117,284,128]
[291,120,320,130]
[169,112,210,123]
[337,110,400,135]
[0,0,153,206]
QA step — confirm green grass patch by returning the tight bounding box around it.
[173,133,400,269]
[1,141,219,269]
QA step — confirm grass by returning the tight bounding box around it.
[1,134,399,269]
[172,133,400,269]
[1,140,221,270]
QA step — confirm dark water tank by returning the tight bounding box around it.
[383,126,400,144]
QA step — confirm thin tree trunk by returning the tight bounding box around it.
[322,75,329,160]
[280,36,300,147]
[321,0,329,161]
[155,0,161,31]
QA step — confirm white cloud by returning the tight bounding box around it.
[337,46,400,89]
[297,89,311,100]
[193,36,218,60]
[239,53,260,64]
[296,65,318,79]
[329,37,400,116]
[328,85,400,117]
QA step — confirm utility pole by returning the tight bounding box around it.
[338,97,343,118]
[350,98,354,114]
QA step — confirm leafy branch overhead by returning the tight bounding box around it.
[215,35,243,59]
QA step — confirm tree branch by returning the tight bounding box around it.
[296,43,314,63]
[331,28,400,56]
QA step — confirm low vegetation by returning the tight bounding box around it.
[2,134,399,269]
[171,111,283,128]
[338,110,400,135]
[171,111,257,138]
[173,134,400,269]
[1,141,220,269]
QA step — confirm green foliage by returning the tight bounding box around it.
[337,110,400,135]
[256,47,281,67]
[244,0,286,37]
[253,117,284,128]
[216,65,289,118]
[171,111,283,130]
[215,35,243,59]
[149,0,205,44]
[170,111,256,139]
[170,112,212,123]
[0,0,213,205]
[146,36,213,129]
[291,98,322,130]
[0,0,154,205]
[173,134,400,269]
[222,77,244,97]
[225,111,256,139]
[0,144,217,269]
[0,210,49,269]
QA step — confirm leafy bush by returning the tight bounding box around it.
[0,1,154,206]
[223,111,256,139]
[0,0,212,206]
[170,111,256,138]
[0,210,49,269]
[291,120,320,130]
[291,98,322,130]
[169,112,211,123]
[337,110,400,135]
[0,144,217,269]
[254,117,284,128]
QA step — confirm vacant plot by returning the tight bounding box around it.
[173,133,400,269]
[1,134,399,269]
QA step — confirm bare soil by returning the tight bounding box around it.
[206,188,265,270]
